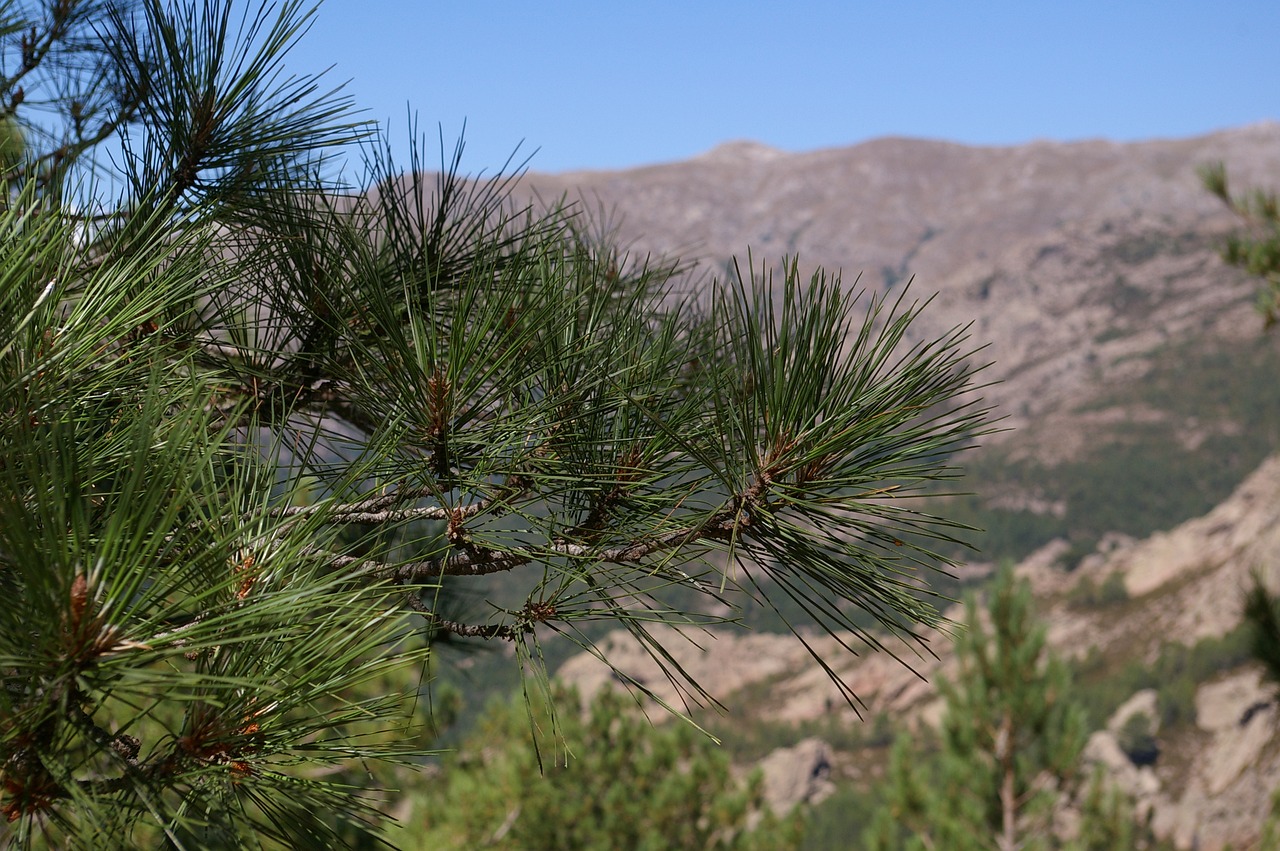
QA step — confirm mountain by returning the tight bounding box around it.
[519,122,1280,440]
[516,123,1280,563]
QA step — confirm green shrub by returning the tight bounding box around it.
[1117,711,1160,766]
[1068,571,1130,609]
[405,685,804,850]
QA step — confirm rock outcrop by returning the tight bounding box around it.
[756,738,835,815]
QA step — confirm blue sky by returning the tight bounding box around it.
[287,1,1280,175]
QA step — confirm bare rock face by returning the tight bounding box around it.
[1082,729,1160,816]
[1193,671,1276,801]
[1081,691,1163,829]
[1109,689,1160,737]
[1027,459,1280,849]
[1148,668,1280,848]
[555,620,950,729]
[555,625,812,713]
[1009,454,1280,671]
[756,738,835,816]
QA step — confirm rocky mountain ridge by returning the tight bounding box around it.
[518,122,1280,445]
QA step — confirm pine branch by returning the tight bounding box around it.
[0,2,993,842]
[266,481,530,526]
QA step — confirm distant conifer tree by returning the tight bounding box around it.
[862,567,1162,850]
[406,685,802,851]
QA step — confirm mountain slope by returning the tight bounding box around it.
[533,124,1280,847]
[519,122,1280,445]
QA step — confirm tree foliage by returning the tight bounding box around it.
[1200,160,1280,325]
[1242,570,1280,846]
[862,567,1155,851]
[0,0,991,845]
[405,685,802,851]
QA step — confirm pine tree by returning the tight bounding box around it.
[0,0,991,845]
[862,567,1152,850]
[406,685,803,851]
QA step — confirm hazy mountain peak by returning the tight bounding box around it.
[694,139,786,164]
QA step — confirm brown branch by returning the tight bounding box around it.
[150,478,766,653]
[312,487,759,585]
[268,482,530,527]
[270,484,445,522]
[403,593,555,642]
[278,474,769,648]
[430,618,521,641]
[402,591,516,639]
[70,702,140,769]
[0,701,150,816]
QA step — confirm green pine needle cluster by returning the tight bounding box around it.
[1200,161,1280,325]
